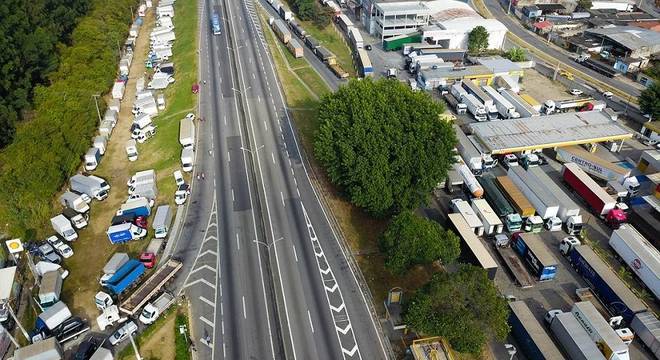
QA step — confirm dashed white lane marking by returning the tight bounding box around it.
[263,119,268,130]
[200,296,215,307]
[222,320,225,334]
[232,189,235,202]
[228,151,231,162]
[258,95,261,103]
[271,152,276,164]
[184,278,216,290]
[280,191,285,207]
[292,245,298,262]
[253,73,256,79]
[236,233,240,250]
[242,296,247,319]
[224,115,227,125]
[307,310,315,333]
[200,316,215,328]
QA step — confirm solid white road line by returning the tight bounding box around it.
[281,192,285,207]
[200,316,215,328]
[228,151,231,162]
[242,296,247,319]
[307,310,315,333]
[292,245,298,262]
[200,296,215,307]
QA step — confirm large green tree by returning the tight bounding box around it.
[379,211,460,274]
[640,82,660,120]
[468,26,489,54]
[404,265,510,354]
[577,0,593,10]
[314,78,456,216]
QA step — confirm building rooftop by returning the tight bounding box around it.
[474,56,523,73]
[470,111,633,154]
[644,120,660,133]
[376,1,430,13]
[586,26,660,51]
[419,65,493,80]
[536,3,566,12]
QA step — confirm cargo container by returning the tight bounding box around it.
[454,125,483,175]
[550,312,606,360]
[36,301,71,331]
[471,198,503,235]
[315,46,336,65]
[496,176,535,218]
[462,80,497,118]
[103,260,145,295]
[479,175,522,232]
[571,301,629,360]
[272,19,291,43]
[528,167,583,235]
[382,32,422,51]
[482,85,519,118]
[153,205,173,239]
[447,214,498,279]
[557,146,632,184]
[461,93,488,122]
[450,199,484,236]
[629,203,660,248]
[511,232,558,281]
[567,245,646,323]
[356,49,373,77]
[609,225,659,300]
[286,38,304,58]
[630,311,660,358]
[38,271,63,307]
[508,167,559,220]
[508,301,565,359]
[336,14,353,33]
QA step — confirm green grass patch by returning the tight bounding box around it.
[293,67,330,97]
[118,305,180,360]
[175,311,192,360]
[297,20,355,76]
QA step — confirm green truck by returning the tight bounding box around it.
[479,175,523,232]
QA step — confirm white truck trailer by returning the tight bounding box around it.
[50,215,77,241]
[14,337,63,360]
[528,167,583,235]
[630,312,660,358]
[500,89,540,117]
[454,125,483,175]
[507,167,559,219]
[450,199,484,236]
[609,225,659,300]
[179,117,195,149]
[471,198,503,235]
[461,80,496,117]
[550,312,606,360]
[482,85,519,119]
[462,93,487,122]
[571,301,629,360]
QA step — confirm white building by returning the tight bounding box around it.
[362,0,506,48]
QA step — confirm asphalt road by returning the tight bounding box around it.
[178,0,390,358]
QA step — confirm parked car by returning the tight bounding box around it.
[135,215,148,229]
[74,336,100,360]
[602,91,613,99]
[173,170,185,187]
[139,252,156,269]
[109,321,138,346]
[54,317,87,342]
[569,88,583,96]
[39,243,62,264]
[46,235,74,258]
[175,183,190,205]
[185,112,195,121]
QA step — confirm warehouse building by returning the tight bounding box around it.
[469,111,633,154]
[585,26,660,59]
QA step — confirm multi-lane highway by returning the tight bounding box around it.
[178,0,390,358]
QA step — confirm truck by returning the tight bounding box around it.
[482,85,519,119]
[50,215,77,241]
[630,311,660,358]
[609,225,659,300]
[356,49,373,77]
[500,89,540,117]
[119,258,183,316]
[471,198,503,235]
[107,223,147,244]
[467,135,497,170]
[461,80,497,118]
[139,292,175,325]
[100,253,130,286]
[70,174,108,201]
[549,312,606,360]
[153,205,173,238]
[119,197,152,217]
[181,147,194,172]
[462,93,487,122]
[132,182,158,201]
[126,139,138,161]
[102,259,146,296]
[494,235,534,288]
[450,83,467,100]
[38,271,62,307]
[450,199,484,236]
[179,117,195,149]
[571,301,629,360]
[454,125,483,175]
[508,167,560,220]
[528,167,583,235]
[89,347,113,360]
[444,93,467,114]
[61,207,88,229]
[454,156,484,198]
[13,337,63,360]
[479,176,522,232]
[561,163,627,228]
[565,244,647,324]
[348,27,363,49]
[36,301,71,332]
[542,97,594,114]
[508,301,564,359]
[511,232,558,281]
[84,147,101,171]
[496,176,535,218]
[128,169,156,190]
[93,135,107,155]
[556,146,639,195]
[447,214,498,279]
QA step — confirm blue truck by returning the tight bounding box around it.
[567,245,647,324]
[511,232,558,281]
[107,223,147,244]
[118,197,151,217]
[104,260,145,295]
[508,301,564,360]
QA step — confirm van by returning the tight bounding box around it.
[152,205,173,238]
[84,148,101,171]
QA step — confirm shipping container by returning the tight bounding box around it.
[609,225,659,300]
[382,32,422,51]
[479,175,515,217]
[286,38,304,58]
[496,176,535,217]
[508,301,565,359]
[512,232,558,281]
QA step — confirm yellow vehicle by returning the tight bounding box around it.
[559,70,574,80]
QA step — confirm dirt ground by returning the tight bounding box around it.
[135,315,176,360]
[519,68,573,104]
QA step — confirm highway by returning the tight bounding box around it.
[178,0,390,358]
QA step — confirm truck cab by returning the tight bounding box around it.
[559,236,581,256]
[544,217,562,232]
[520,153,540,169]
[605,208,627,228]
[524,215,543,233]
[565,215,583,236]
[501,154,519,169]
[95,291,113,310]
[504,213,523,232]
[482,154,498,170]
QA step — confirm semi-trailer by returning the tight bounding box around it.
[444,93,467,114]
[561,163,627,228]
[564,244,647,324]
[549,312,606,360]
[527,167,583,235]
[500,89,540,117]
[508,301,565,359]
[571,301,629,360]
[462,93,487,122]
[496,176,536,218]
[511,232,558,281]
[456,155,484,197]
[478,175,522,232]
[461,80,497,117]
[609,225,659,300]
[482,85,519,119]
[630,311,660,358]
[508,167,560,220]
[454,125,483,175]
[119,258,183,316]
[471,198,503,235]
[450,199,484,236]
[447,214,498,279]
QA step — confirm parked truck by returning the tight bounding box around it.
[500,89,540,117]
[508,167,559,220]
[571,301,629,360]
[38,271,63,308]
[84,147,101,171]
[471,198,503,235]
[181,147,194,172]
[630,311,660,358]
[454,125,483,175]
[462,80,496,117]
[508,301,564,359]
[549,312,606,360]
[462,93,487,122]
[564,244,647,323]
[179,117,195,149]
[479,176,522,232]
[118,197,152,217]
[139,292,175,325]
[467,135,497,170]
[61,207,88,229]
[496,176,535,218]
[482,85,519,119]
[132,182,158,201]
[59,192,90,214]
[128,169,156,191]
[102,259,145,296]
[126,139,138,161]
[93,135,107,155]
[561,163,627,228]
[456,156,484,197]
[50,215,77,241]
[107,223,147,244]
[36,301,71,332]
[119,258,182,316]
[14,337,63,360]
[444,93,467,114]
[511,232,558,281]
[528,167,583,235]
[100,253,130,286]
[450,199,484,236]
[70,174,108,201]
[609,225,660,300]
[153,205,173,239]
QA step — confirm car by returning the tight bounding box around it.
[365,44,372,51]
[569,88,583,96]
[173,170,185,187]
[602,91,613,99]
[135,215,148,229]
[139,252,156,269]
[175,183,190,205]
[185,113,195,121]
[46,235,74,258]
[38,243,62,264]
[544,309,564,324]
[74,336,100,360]
[109,321,138,346]
[191,83,199,94]
[54,317,88,342]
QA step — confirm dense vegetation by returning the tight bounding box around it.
[467,26,489,54]
[0,0,91,148]
[379,211,460,274]
[290,0,332,27]
[0,0,137,236]
[640,82,660,119]
[404,265,510,354]
[504,47,527,62]
[314,78,456,217]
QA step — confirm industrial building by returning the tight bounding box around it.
[469,111,633,154]
[361,0,506,48]
[417,65,493,89]
[584,26,660,59]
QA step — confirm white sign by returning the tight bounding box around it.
[5,239,23,254]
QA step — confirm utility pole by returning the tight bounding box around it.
[129,332,143,360]
[552,61,560,81]
[7,303,29,342]
[92,94,102,124]
[508,0,513,14]
[1,323,18,348]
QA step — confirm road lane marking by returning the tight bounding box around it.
[231,188,235,202]
[189,264,217,275]
[224,115,227,125]
[280,192,285,207]
[258,95,261,103]
[263,119,268,130]
[227,151,231,162]
[252,73,256,79]
[271,152,276,164]
[296,188,301,197]
[293,245,298,262]
[242,296,247,319]
[236,233,240,250]
[183,278,216,290]
[200,316,215,328]
[200,296,215,307]
[307,310,315,333]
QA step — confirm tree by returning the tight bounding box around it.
[640,82,660,120]
[314,78,456,217]
[467,26,489,54]
[379,211,460,274]
[404,265,510,354]
[504,47,527,62]
[577,0,593,10]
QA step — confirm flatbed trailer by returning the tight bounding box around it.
[495,246,534,288]
[119,258,182,315]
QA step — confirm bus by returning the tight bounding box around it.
[211,11,221,35]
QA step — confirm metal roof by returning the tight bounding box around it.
[469,111,633,154]
[0,266,16,299]
[586,26,660,51]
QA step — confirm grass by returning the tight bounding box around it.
[297,19,355,76]
[59,0,198,322]
[118,305,181,360]
[174,310,192,360]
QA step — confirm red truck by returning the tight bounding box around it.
[561,162,626,228]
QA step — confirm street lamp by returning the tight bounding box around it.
[253,237,285,251]
[505,344,517,360]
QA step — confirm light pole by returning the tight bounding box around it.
[505,343,517,360]
[253,237,285,251]
[91,94,103,123]
[129,332,143,360]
